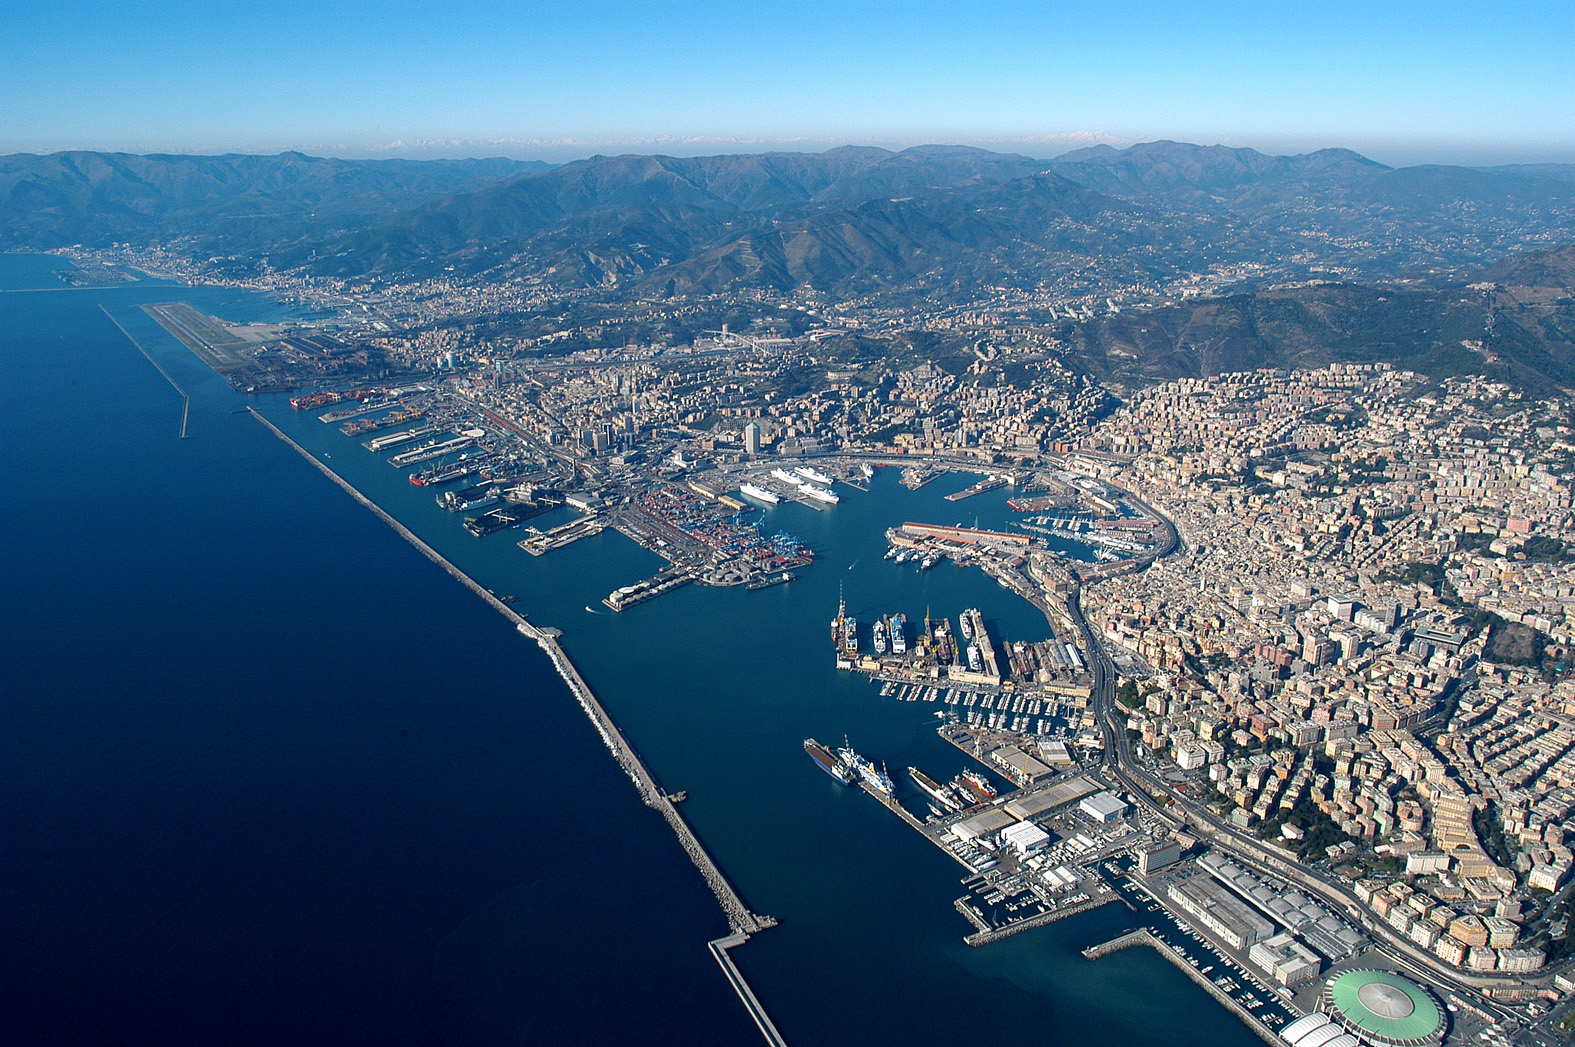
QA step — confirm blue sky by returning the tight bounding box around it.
[4,1,1571,163]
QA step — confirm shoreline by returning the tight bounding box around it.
[247,407,786,1038]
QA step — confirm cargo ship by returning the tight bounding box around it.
[908,767,962,812]
[320,397,400,423]
[410,452,486,486]
[442,483,501,513]
[342,407,424,436]
[739,482,780,505]
[290,386,377,410]
[746,571,794,591]
[804,738,856,784]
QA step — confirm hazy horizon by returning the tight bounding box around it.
[6,1,1570,168]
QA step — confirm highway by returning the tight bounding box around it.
[1063,477,1526,1025]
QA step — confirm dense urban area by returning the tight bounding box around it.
[50,152,1575,1047]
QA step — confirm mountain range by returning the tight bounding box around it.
[6,142,1574,298]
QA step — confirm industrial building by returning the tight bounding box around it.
[1079,790,1129,823]
[1248,932,1321,986]
[1167,872,1274,950]
[999,821,1051,856]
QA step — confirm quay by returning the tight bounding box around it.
[604,567,692,611]
[1082,928,1284,1046]
[519,513,607,555]
[101,304,190,439]
[249,409,787,1039]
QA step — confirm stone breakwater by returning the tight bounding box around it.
[248,408,770,936]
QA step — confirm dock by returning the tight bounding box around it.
[1081,928,1285,1046]
[519,513,606,555]
[604,567,693,611]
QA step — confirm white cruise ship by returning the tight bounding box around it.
[739,482,780,504]
[800,484,839,504]
[794,465,833,485]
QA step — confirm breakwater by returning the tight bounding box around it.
[102,304,190,438]
[956,895,1119,946]
[1081,929,1284,1046]
[249,409,776,948]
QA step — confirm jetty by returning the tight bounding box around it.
[249,407,769,933]
[101,304,190,438]
[1081,928,1285,1045]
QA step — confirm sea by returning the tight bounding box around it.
[0,252,1261,1046]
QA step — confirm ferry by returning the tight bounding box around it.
[800,483,839,504]
[770,467,802,486]
[740,482,780,505]
[837,742,895,795]
[795,465,834,486]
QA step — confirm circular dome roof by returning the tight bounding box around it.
[1322,970,1445,1047]
[1357,981,1416,1019]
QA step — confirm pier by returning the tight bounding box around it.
[604,567,693,611]
[519,513,607,555]
[958,894,1117,946]
[1081,928,1285,1046]
[101,305,190,438]
[709,934,790,1047]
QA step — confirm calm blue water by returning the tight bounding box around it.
[1,254,1260,1045]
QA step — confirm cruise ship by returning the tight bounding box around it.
[800,483,839,504]
[804,738,855,784]
[794,465,833,485]
[739,482,780,505]
[890,613,907,654]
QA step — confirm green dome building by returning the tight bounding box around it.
[1317,969,1447,1047]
